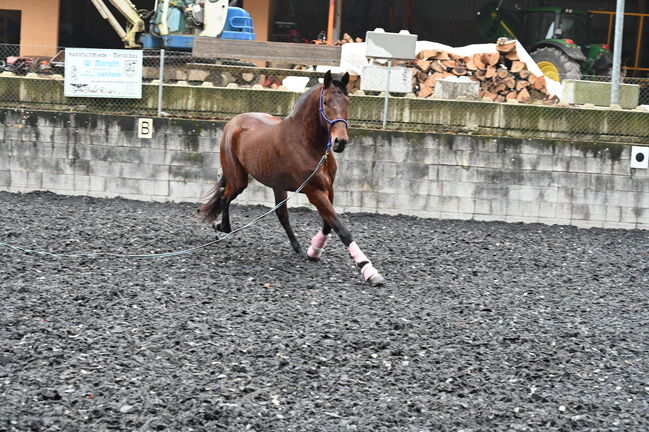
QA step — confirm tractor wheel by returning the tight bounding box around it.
[530,47,581,82]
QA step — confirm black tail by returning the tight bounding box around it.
[197,176,226,223]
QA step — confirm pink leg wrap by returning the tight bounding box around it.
[348,241,378,281]
[307,231,330,259]
[348,241,369,265]
[360,262,379,281]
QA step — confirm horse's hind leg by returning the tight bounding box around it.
[216,162,248,233]
[273,189,302,254]
[217,194,235,233]
[306,189,385,286]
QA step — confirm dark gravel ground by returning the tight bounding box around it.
[1,190,649,432]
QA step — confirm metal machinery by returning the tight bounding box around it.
[91,0,255,51]
[477,1,612,81]
[90,0,146,48]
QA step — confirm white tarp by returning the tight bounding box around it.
[339,39,562,98]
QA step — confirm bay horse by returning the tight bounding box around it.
[198,70,385,286]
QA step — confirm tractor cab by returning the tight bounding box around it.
[519,7,590,48]
[477,2,612,81]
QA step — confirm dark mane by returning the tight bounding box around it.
[286,77,348,119]
[286,85,319,119]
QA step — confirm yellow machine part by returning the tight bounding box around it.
[537,61,561,82]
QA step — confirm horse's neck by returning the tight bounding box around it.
[285,90,328,152]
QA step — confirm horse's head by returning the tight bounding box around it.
[321,70,350,153]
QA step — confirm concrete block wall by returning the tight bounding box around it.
[0,110,221,204]
[1,109,647,230]
[334,131,648,229]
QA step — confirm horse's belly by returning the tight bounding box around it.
[234,117,283,182]
[227,113,318,191]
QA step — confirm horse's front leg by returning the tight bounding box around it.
[306,222,332,260]
[306,186,334,260]
[273,189,303,254]
[306,190,385,286]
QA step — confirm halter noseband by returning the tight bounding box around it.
[319,88,349,153]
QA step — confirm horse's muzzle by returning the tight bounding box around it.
[333,138,347,153]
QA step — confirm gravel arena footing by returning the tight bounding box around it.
[1,191,649,431]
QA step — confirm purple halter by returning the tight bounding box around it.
[319,88,349,153]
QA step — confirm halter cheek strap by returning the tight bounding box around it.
[319,88,349,153]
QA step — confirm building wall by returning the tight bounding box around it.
[0,0,643,61]
[1,109,647,230]
[0,0,59,56]
[243,0,271,41]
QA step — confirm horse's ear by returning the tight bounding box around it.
[324,70,332,88]
[341,72,350,88]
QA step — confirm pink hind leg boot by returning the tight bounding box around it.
[307,231,330,259]
[348,241,381,282]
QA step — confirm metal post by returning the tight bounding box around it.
[157,49,165,116]
[382,60,391,129]
[610,0,625,106]
[326,0,335,45]
[333,0,343,42]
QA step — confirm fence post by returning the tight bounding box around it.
[157,48,165,116]
[382,60,392,129]
[610,0,625,105]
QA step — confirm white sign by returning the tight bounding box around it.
[365,29,417,60]
[64,48,143,98]
[361,65,412,93]
[138,118,153,139]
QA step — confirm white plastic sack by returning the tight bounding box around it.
[335,39,562,98]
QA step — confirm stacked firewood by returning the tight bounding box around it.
[312,33,363,46]
[335,33,364,45]
[410,39,556,103]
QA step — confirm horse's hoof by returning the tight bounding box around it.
[291,243,303,255]
[214,222,229,233]
[307,245,324,260]
[367,273,385,287]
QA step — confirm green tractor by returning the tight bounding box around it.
[477,1,613,81]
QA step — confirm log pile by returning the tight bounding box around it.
[313,33,364,46]
[410,39,557,103]
[335,33,364,46]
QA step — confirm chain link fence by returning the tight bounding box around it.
[0,44,647,144]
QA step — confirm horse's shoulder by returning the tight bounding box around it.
[238,112,280,125]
